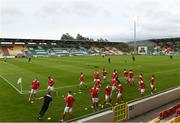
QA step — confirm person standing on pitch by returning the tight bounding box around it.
[3,57,7,64]
[90,85,99,112]
[47,76,58,96]
[132,55,135,62]
[170,55,173,60]
[28,78,40,102]
[79,72,87,90]
[61,91,75,122]
[27,51,32,63]
[108,57,111,64]
[38,92,52,120]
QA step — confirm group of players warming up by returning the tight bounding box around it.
[78,67,156,111]
[27,66,156,121]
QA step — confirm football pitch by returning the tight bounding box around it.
[0,55,180,122]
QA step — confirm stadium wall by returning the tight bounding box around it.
[128,86,180,119]
[76,86,180,122]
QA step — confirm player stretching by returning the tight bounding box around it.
[150,75,155,95]
[102,84,112,108]
[138,80,146,97]
[108,57,111,64]
[61,91,75,122]
[111,78,117,92]
[90,85,99,112]
[112,69,116,79]
[28,78,40,102]
[123,69,129,83]
[138,73,144,81]
[117,83,123,104]
[79,72,87,89]
[114,70,120,83]
[128,70,135,86]
[38,92,52,120]
[132,55,135,62]
[112,69,118,80]
[95,78,101,89]
[47,76,58,96]
[102,67,108,81]
[93,70,99,82]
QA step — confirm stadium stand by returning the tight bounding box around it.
[8,45,27,57]
[0,37,179,57]
[0,47,3,56]
[128,37,180,55]
[159,103,180,119]
[1,46,10,56]
[28,46,48,56]
[51,48,69,56]
[0,38,125,57]
[149,103,180,123]
[0,45,27,57]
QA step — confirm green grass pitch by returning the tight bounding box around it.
[0,55,179,122]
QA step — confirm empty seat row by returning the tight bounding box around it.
[159,103,180,119]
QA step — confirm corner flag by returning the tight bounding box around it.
[17,77,22,84]
[17,77,23,93]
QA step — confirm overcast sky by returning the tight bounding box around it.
[0,0,180,42]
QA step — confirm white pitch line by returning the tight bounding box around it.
[18,68,180,94]
[0,74,23,94]
[22,81,95,94]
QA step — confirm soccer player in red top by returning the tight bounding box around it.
[150,75,155,95]
[102,67,108,80]
[102,84,112,108]
[90,85,99,111]
[28,78,40,102]
[47,76,58,96]
[138,73,144,81]
[95,78,101,89]
[47,76,54,91]
[124,69,129,82]
[128,70,135,86]
[138,80,146,97]
[111,78,117,92]
[112,69,117,79]
[61,91,75,122]
[93,71,96,82]
[79,72,87,89]
[96,71,100,79]
[93,70,99,82]
[117,83,123,103]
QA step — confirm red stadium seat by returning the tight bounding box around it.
[177,104,180,108]
[159,104,180,120]
[174,105,179,110]
[159,112,164,119]
[176,108,180,116]
[169,107,176,114]
[159,110,169,119]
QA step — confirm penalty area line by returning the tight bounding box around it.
[0,74,23,94]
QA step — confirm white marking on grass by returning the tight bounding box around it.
[21,68,180,94]
[0,74,23,94]
[22,82,94,94]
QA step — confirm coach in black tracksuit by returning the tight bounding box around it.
[38,92,52,119]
